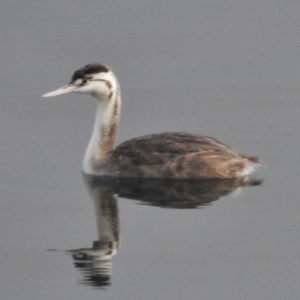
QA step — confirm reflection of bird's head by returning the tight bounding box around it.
[68,240,118,262]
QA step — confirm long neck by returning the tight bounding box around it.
[83,90,121,174]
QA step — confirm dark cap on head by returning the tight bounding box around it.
[71,64,109,83]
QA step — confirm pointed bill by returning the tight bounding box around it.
[42,85,78,97]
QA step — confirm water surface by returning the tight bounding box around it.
[1,1,300,299]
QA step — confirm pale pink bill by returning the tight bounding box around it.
[42,85,78,97]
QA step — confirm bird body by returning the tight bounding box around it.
[43,63,260,179]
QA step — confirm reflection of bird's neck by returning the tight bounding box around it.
[83,176,120,255]
[83,89,121,174]
[94,185,119,248]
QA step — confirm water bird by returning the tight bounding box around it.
[42,63,260,179]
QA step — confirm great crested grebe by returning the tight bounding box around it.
[42,63,260,179]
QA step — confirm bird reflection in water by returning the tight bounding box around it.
[64,175,261,289]
[65,176,119,289]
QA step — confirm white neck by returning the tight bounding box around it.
[83,90,121,174]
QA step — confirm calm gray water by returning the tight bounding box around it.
[1,1,300,299]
